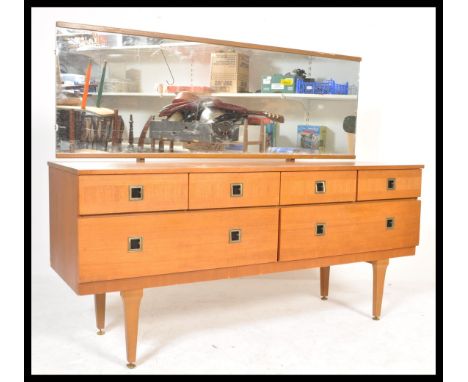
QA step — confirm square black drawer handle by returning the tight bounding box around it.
[129,185,144,201]
[230,183,243,197]
[315,223,326,236]
[386,217,395,230]
[128,236,143,252]
[387,178,396,191]
[315,180,326,194]
[229,229,242,243]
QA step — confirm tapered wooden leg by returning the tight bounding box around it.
[120,289,143,369]
[94,293,106,335]
[370,259,389,320]
[320,266,330,300]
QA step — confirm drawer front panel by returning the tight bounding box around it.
[280,200,420,261]
[189,172,280,209]
[79,174,188,215]
[78,207,279,282]
[280,171,357,205]
[357,169,422,200]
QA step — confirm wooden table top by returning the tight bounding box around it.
[48,159,424,175]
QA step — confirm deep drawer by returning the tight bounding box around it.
[280,171,357,205]
[279,199,421,261]
[357,169,422,201]
[189,172,280,209]
[78,174,188,215]
[78,207,279,282]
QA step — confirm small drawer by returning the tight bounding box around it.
[79,174,188,215]
[279,199,421,261]
[357,169,422,201]
[78,207,279,282]
[280,171,357,205]
[189,172,280,209]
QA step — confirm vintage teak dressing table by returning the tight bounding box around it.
[49,22,423,368]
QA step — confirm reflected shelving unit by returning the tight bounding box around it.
[56,21,361,159]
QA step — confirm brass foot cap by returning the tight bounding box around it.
[127,363,136,369]
[97,329,105,335]
[372,316,380,320]
[321,296,328,300]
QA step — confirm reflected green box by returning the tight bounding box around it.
[261,74,295,93]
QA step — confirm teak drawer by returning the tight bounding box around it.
[78,207,279,282]
[78,174,188,215]
[357,169,422,201]
[189,172,280,209]
[280,171,357,205]
[280,199,421,261]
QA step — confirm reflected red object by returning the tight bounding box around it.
[247,116,272,125]
[159,92,284,123]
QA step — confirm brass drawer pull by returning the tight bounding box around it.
[387,178,396,190]
[230,183,243,197]
[315,180,326,194]
[129,185,144,201]
[229,229,242,243]
[315,223,326,236]
[128,236,143,252]
[386,217,395,230]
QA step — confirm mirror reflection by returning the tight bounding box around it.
[56,26,360,156]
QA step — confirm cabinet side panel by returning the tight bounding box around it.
[49,167,79,292]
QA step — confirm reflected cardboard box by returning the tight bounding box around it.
[210,52,249,93]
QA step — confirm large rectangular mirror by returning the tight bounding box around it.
[55,22,360,159]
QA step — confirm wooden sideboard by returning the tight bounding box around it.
[48,160,423,368]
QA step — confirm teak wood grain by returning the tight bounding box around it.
[48,162,424,297]
[78,207,279,282]
[370,259,389,319]
[189,172,280,209]
[120,289,143,367]
[280,170,357,205]
[49,167,79,291]
[280,199,421,261]
[56,21,362,62]
[94,294,106,332]
[48,161,424,176]
[320,267,330,298]
[76,247,415,295]
[48,160,423,368]
[357,169,422,201]
[78,173,188,215]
